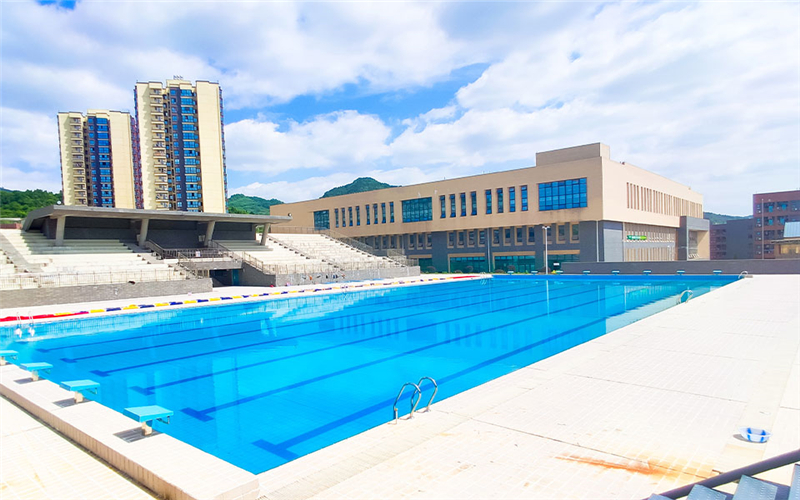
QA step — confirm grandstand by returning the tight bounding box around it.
[269,233,401,270]
[0,229,188,290]
[216,238,338,275]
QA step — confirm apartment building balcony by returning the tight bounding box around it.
[71,125,81,131]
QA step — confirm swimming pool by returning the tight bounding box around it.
[0,275,735,473]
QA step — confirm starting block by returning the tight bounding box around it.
[21,362,52,381]
[60,379,100,403]
[124,405,173,436]
[0,350,18,366]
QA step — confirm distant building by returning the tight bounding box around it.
[271,143,709,272]
[773,221,800,259]
[753,190,800,259]
[133,79,228,213]
[57,110,136,209]
[709,218,754,260]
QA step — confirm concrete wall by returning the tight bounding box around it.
[561,259,800,275]
[0,278,212,308]
[196,81,227,214]
[238,263,421,287]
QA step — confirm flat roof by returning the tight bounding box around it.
[23,205,291,231]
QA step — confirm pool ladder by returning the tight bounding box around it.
[392,376,438,424]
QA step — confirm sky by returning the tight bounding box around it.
[1,1,799,215]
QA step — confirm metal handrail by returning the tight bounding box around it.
[650,448,800,499]
[392,382,421,424]
[738,271,749,279]
[416,376,438,413]
[678,289,693,304]
[0,268,188,290]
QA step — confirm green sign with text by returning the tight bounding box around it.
[627,235,648,241]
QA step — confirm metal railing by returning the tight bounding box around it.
[0,268,188,290]
[650,448,800,499]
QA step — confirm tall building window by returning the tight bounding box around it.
[348,207,353,226]
[373,203,378,224]
[313,210,330,229]
[539,178,587,211]
[509,187,516,212]
[471,191,477,215]
[365,204,371,225]
[450,194,456,218]
[381,202,387,223]
[440,195,446,218]
[497,188,504,213]
[335,208,339,228]
[356,206,361,226]
[528,226,536,243]
[389,202,395,223]
[521,185,528,211]
[485,189,492,214]
[401,197,433,223]
[572,224,580,241]
[460,193,467,216]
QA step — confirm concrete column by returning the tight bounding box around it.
[204,221,216,247]
[260,224,271,246]
[138,219,150,247]
[54,216,66,246]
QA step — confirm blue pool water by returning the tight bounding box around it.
[0,276,734,473]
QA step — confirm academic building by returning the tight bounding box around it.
[57,110,136,209]
[57,79,228,213]
[271,143,709,272]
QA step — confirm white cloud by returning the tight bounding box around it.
[0,108,62,192]
[225,111,392,175]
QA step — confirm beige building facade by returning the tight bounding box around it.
[134,79,227,212]
[271,143,709,271]
[57,110,136,209]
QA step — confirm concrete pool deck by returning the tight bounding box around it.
[1,275,798,499]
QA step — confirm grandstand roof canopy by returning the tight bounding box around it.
[23,205,291,231]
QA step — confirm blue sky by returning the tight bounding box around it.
[1,1,799,215]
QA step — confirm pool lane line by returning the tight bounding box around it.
[180,286,638,421]
[39,277,512,353]
[0,275,480,324]
[91,282,595,378]
[256,316,610,457]
[130,283,596,394]
[57,280,563,362]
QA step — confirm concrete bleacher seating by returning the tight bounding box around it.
[0,229,187,289]
[269,233,399,270]
[217,238,338,274]
[0,249,16,275]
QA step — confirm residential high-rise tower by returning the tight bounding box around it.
[57,110,136,209]
[133,79,228,212]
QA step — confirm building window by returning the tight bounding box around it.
[448,232,455,247]
[426,233,432,247]
[356,206,361,226]
[373,203,378,224]
[479,230,486,246]
[558,225,566,241]
[440,195,446,218]
[516,227,523,244]
[528,226,536,243]
[365,205,371,225]
[348,207,353,226]
[418,233,424,248]
[460,193,467,217]
[449,256,488,273]
[335,208,339,228]
[401,197,431,223]
[539,178,587,211]
[572,224,580,241]
[469,230,476,247]
[390,202,395,223]
[313,210,330,229]
[381,203,387,223]
[471,191,477,216]
[509,187,516,212]
[497,188,504,213]
[494,255,537,273]
[493,228,501,245]
[485,189,492,214]
[458,231,465,246]
[504,227,512,245]
[450,194,456,218]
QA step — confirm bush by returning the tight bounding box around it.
[464,265,474,273]
[424,266,437,273]
[507,265,516,272]
[453,269,463,274]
